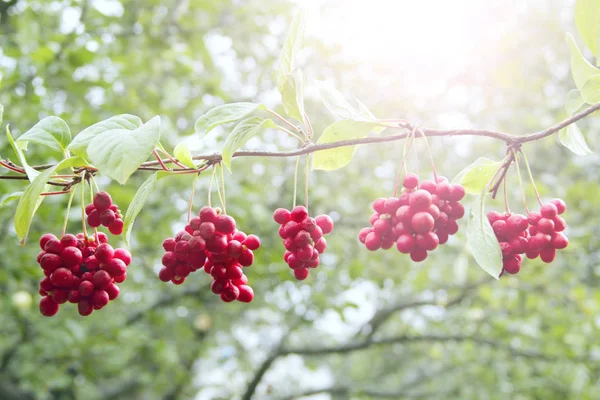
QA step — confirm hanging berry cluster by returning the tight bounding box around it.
[85,191,124,235]
[159,206,259,303]
[37,232,130,316]
[489,199,569,276]
[358,173,466,262]
[273,206,334,280]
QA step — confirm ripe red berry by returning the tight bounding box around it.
[79,281,95,297]
[550,198,567,214]
[237,285,254,302]
[39,233,58,250]
[540,203,558,218]
[78,299,94,316]
[93,191,113,212]
[199,206,219,222]
[215,215,236,234]
[106,283,120,300]
[92,270,112,290]
[551,233,568,249]
[92,290,109,309]
[104,258,127,277]
[244,235,260,250]
[60,234,78,248]
[273,208,292,224]
[108,219,124,235]
[403,173,419,189]
[114,248,132,265]
[294,268,309,280]
[291,206,308,222]
[50,268,73,288]
[87,210,101,227]
[411,212,435,234]
[315,215,334,235]
[40,253,62,272]
[408,190,432,212]
[39,296,60,317]
[44,239,63,255]
[410,248,428,262]
[95,243,115,263]
[99,209,116,226]
[396,234,415,254]
[162,238,176,251]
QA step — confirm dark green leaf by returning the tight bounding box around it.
[14,157,88,243]
[68,114,143,158]
[222,117,277,170]
[88,116,162,184]
[17,116,71,152]
[194,103,265,135]
[466,186,502,279]
[312,121,378,171]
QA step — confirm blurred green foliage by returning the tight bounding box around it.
[1,0,600,399]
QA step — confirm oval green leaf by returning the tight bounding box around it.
[466,186,502,279]
[0,191,23,207]
[6,125,39,181]
[575,0,600,57]
[559,123,594,155]
[454,157,502,195]
[582,74,600,103]
[222,117,277,171]
[312,121,378,171]
[88,116,162,184]
[173,142,196,169]
[194,103,265,135]
[566,89,585,114]
[567,33,600,91]
[277,7,307,88]
[68,114,143,158]
[123,172,163,246]
[17,116,71,152]
[280,70,305,122]
[14,156,88,243]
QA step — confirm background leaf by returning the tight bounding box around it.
[466,187,503,279]
[454,157,502,195]
[566,33,600,91]
[88,116,161,184]
[575,0,600,56]
[581,73,600,103]
[312,121,378,170]
[16,116,71,152]
[280,70,305,122]
[221,117,277,170]
[0,191,23,208]
[173,143,196,168]
[14,157,88,243]
[68,114,143,158]
[277,7,307,88]
[559,123,594,155]
[194,103,265,135]
[566,89,585,114]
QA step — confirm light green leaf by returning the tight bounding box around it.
[277,7,307,89]
[14,157,88,243]
[453,157,502,195]
[222,117,277,171]
[566,89,585,114]
[194,103,265,135]
[6,125,39,181]
[559,124,594,155]
[123,172,168,246]
[17,116,71,152]
[312,121,378,171]
[173,142,196,168]
[0,104,3,125]
[317,81,368,121]
[88,116,161,184]
[68,114,143,158]
[0,191,23,207]
[567,33,600,91]
[466,186,502,279]
[575,0,600,56]
[582,74,600,103]
[355,97,377,120]
[280,70,305,122]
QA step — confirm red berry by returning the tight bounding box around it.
[553,216,567,232]
[78,299,94,316]
[206,234,228,254]
[52,289,69,304]
[550,198,566,214]
[158,267,174,282]
[244,234,260,250]
[551,233,568,249]
[365,232,381,251]
[291,206,308,222]
[39,296,59,317]
[215,215,236,234]
[189,236,206,253]
[79,281,95,297]
[410,248,428,262]
[506,214,528,233]
[503,256,521,274]
[92,270,112,290]
[85,203,96,215]
[540,247,556,263]
[372,198,387,214]
[273,208,292,224]
[358,228,371,244]
[449,184,465,201]
[199,206,219,223]
[113,273,127,283]
[436,182,453,200]
[411,212,435,234]
[396,234,415,254]
[487,211,504,224]
[314,238,327,253]
[416,232,439,251]
[403,173,418,189]
[104,258,127,277]
[527,212,542,225]
[39,233,58,250]
[44,239,63,255]
[420,180,437,194]
[315,215,334,235]
[409,190,433,212]
[294,268,309,280]
[106,283,120,300]
[40,253,62,272]
[68,290,81,303]
[93,191,113,212]
[50,268,73,288]
[114,248,132,266]
[99,209,116,226]
[198,222,216,239]
[91,290,109,309]
[239,249,254,266]
[237,285,254,302]
[95,243,115,263]
[108,219,124,235]
[395,206,412,223]
[540,203,558,218]
[537,218,555,234]
[60,234,78,248]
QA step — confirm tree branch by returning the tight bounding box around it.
[2,103,599,183]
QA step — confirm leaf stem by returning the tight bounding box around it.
[79,177,88,238]
[208,166,216,208]
[267,109,302,133]
[417,127,438,183]
[293,156,300,209]
[520,150,542,206]
[304,154,309,211]
[215,165,226,212]
[61,188,77,237]
[393,126,416,197]
[153,149,170,171]
[512,150,529,214]
[157,147,189,169]
[188,172,200,222]
[220,164,227,214]
[503,172,510,213]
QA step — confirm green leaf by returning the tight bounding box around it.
[355,97,377,120]
[582,74,600,103]
[194,103,265,135]
[567,33,600,91]
[88,116,161,184]
[575,0,600,56]
[312,121,378,171]
[454,157,502,195]
[123,172,167,246]
[280,70,305,122]
[0,104,3,125]
[173,142,196,168]
[317,81,369,121]
[466,186,502,279]
[566,89,585,114]
[222,117,277,171]
[14,157,88,243]
[559,124,594,155]
[0,191,23,207]
[17,116,71,152]
[6,125,39,181]
[68,114,143,158]
[277,7,307,89]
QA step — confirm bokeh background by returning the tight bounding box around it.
[1,0,600,399]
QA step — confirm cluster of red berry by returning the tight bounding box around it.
[37,232,130,316]
[159,206,259,303]
[489,199,568,276]
[359,173,466,262]
[273,206,334,280]
[85,191,124,235]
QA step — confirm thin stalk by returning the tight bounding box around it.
[220,164,227,214]
[157,148,188,169]
[41,190,70,196]
[393,127,416,197]
[521,150,542,205]
[61,189,77,236]
[512,150,529,213]
[215,165,225,212]
[188,172,200,222]
[79,180,88,238]
[0,161,26,174]
[267,109,302,133]
[293,156,300,208]
[208,166,216,208]
[88,179,98,243]
[303,112,314,140]
[304,154,309,210]
[153,149,170,171]
[503,173,510,213]
[417,127,438,182]
[276,126,304,142]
